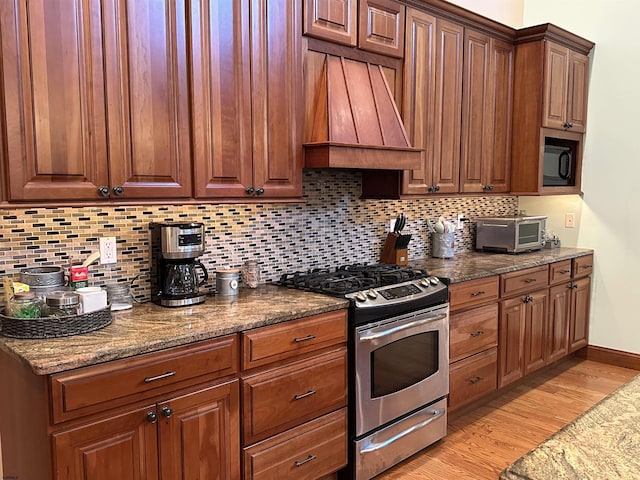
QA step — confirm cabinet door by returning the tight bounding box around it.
[159,379,240,480]
[358,0,405,58]
[0,0,109,201]
[460,29,491,194]
[303,0,357,46]
[484,38,513,193]
[53,405,158,480]
[548,283,571,363]
[432,19,463,194]
[569,277,591,352]
[250,0,303,198]
[401,8,436,195]
[190,0,253,198]
[102,0,192,199]
[499,297,525,388]
[542,41,569,130]
[523,290,548,375]
[567,50,589,133]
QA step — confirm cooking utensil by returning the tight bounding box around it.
[398,213,407,233]
[395,234,411,250]
[81,251,101,267]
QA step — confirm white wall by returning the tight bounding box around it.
[445,0,523,27]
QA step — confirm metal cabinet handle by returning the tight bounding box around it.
[522,295,533,303]
[294,334,316,343]
[146,410,158,424]
[559,270,571,274]
[294,455,317,467]
[469,376,484,384]
[470,290,485,297]
[522,278,537,284]
[144,371,176,383]
[112,185,124,196]
[569,284,579,290]
[470,330,485,337]
[294,390,316,400]
[245,186,255,195]
[160,405,173,418]
[98,186,110,197]
[255,187,265,195]
[582,265,592,269]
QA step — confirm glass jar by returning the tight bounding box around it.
[8,292,44,318]
[45,291,81,317]
[242,261,260,289]
[105,283,133,311]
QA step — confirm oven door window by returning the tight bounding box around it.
[371,331,439,398]
[518,223,540,245]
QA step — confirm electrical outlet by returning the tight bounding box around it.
[99,236,118,264]
[457,214,465,230]
[565,213,576,228]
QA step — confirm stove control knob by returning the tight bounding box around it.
[419,278,430,288]
[428,276,440,285]
[355,292,367,302]
[366,289,378,299]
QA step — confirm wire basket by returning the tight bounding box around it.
[0,305,112,339]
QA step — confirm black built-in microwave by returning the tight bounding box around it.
[543,137,577,187]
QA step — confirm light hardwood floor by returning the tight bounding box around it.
[377,357,639,479]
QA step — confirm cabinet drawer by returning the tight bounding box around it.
[449,347,497,411]
[573,254,593,278]
[449,303,498,363]
[243,408,347,480]
[501,265,549,297]
[549,260,572,285]
[449,276,499,312]
[50,334,238,423]
[242,309,347,370]
[242,348,347,445]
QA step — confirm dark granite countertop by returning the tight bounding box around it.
[411,247,593,283]
[0,284,349,376]
[500,373,640,479]
[0,247,592,376]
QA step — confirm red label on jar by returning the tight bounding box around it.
[70,265,89,281]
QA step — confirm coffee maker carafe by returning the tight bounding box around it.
[150,222,208,307]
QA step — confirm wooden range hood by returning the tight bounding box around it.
[304,55,422,170]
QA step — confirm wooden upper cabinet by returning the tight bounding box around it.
[190,0,253,198]
[432,18,463,194]
[304,0,357,46]
[358,0,405,58]
[250,0,303,198]
[102,0,192,199]
[401,8,437,195]
[0,0,192,201]
[460,30,513,193]
[0,0,109,201]
[543,41,589,133]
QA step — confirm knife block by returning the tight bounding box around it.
[380,233,408,265]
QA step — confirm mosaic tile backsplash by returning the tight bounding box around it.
[0,170,517,304]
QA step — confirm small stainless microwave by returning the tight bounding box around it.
[476,215,547,253]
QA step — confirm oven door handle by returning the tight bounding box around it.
[359,313,447,341]
[360,407,446,453]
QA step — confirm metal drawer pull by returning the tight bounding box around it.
[294,390,316,400]
[360,408,445,453]
[470,330,485,337]
[469,376,484,384]
[582,265,592,269]
[470,290,485,297]
[294,334,316,343]
[294,455,317,467]
[522,278,537,284]
[143,371,177,383]
[559,269,571,274]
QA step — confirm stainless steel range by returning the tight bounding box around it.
[280,264,450,480]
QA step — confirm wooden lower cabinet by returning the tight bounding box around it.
[449,348,497,410]
[548,282,571,363]
[499,289,548,387]
[243,409,347,480]
[569,277,591,352]
[53,379,240,480]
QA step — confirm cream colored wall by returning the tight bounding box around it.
[446,0,523,27]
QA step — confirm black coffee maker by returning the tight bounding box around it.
[150,222,208,307]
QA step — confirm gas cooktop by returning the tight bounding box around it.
[279,263,430,296]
